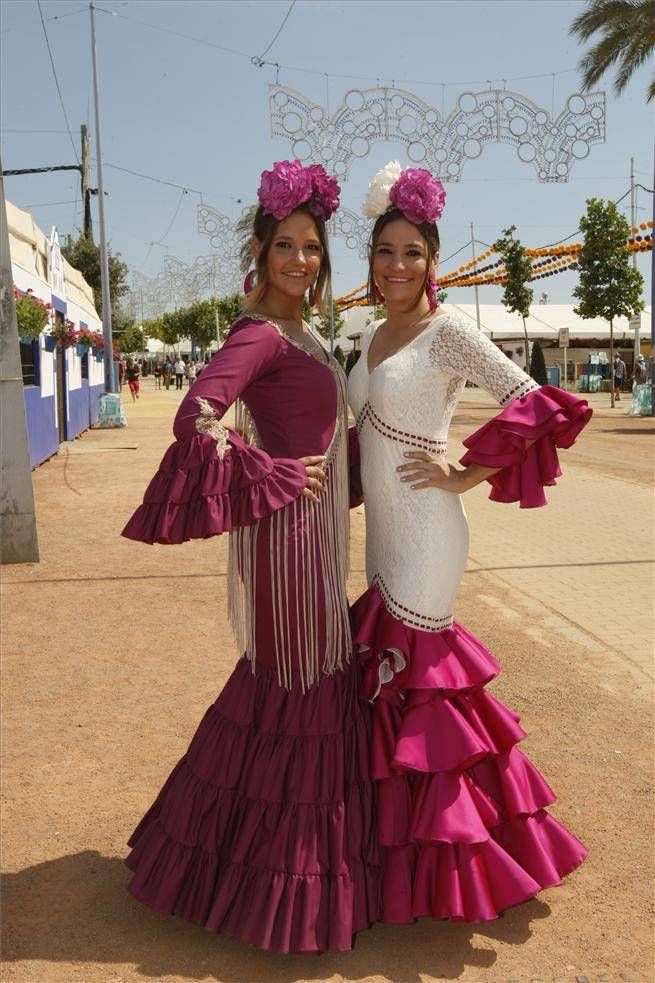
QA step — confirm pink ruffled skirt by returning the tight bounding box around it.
[125,657,381,952]
[352,585,588,923]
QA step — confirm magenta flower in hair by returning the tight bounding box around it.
[257,159,340,222]
[258,160,313,221]
[388,167,446,225]
[306,164,340,221]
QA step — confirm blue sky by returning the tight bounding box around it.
[2,0,652,308]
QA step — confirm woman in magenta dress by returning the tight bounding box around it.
[348,161,590,923]
[121,161,380,953]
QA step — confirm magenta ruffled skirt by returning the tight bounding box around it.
[352,586,588,924]
[125,657,381,952]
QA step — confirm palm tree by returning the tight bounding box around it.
[569,0,654,102]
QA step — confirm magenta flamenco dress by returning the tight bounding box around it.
[122,316,380,953]
[348,310,591,924]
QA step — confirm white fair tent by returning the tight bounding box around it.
[340,303,652,349]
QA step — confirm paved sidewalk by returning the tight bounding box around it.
[1,379,653,983]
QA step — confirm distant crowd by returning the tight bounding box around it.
[118,355,209,401]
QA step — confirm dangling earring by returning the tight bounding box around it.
[426,272,439,313]
[243,269,257,294]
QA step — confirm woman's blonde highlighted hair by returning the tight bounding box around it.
[239,203,332,315]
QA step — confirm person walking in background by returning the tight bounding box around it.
[612,352,627,401]
[629,353,652,416]
[125,358,140,402]
[163,357,173,391]
[186,360,197,387]
[153,362,163,390]
[174,356,186,390]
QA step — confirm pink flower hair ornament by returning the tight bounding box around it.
[362,161,446,225]
[257,159,340,222]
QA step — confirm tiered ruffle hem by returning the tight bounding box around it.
[121,429,308,545]
[459,385,592,508]
[352,587,588,923]
[125,657,381,952]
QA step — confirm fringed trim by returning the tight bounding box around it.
[195,397,231,460]
[228,363,352,692]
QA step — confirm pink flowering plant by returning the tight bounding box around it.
[258,159,340,222]
[15,291,50,339]
[76,326,95,347]
[52,318,78,349]
[388,167,446,225]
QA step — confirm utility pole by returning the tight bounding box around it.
[89,2,115,393]
[630,157,640,357]
[470,222,481,333]
[0,166,39,563]
[81,124,92,241]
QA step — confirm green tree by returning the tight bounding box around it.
[142,315,164,343]
[119,323,145,354]
[365,302,387,327]
[493,225,533,372]
[344,348,361,376]
[573,196,644,407]
[529,339,549,386]
[316,299,344,343]
[215,293,244,342]
[332,344,345,367]
[159,309,184,353]
[185,299,218,352]
[62,232,129,316]
[569,0,654,102]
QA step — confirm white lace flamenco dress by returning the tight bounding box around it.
[348,310,592,923]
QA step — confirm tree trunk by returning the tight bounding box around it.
[609,318,615,409]
[522,315,530,374]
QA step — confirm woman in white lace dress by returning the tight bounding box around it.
[348,162,592,924]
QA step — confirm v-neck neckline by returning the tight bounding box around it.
[366,310,449,376]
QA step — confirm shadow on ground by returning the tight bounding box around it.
[2,851,551,983]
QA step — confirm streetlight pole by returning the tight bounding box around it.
[89,2,115,393]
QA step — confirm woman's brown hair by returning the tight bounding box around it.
[367,208,440,308]
[239,203,332,315]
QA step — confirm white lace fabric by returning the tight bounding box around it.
[349,310,539,631]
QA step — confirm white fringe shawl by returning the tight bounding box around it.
[227,339,352,692]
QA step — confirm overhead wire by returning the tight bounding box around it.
[36,0,80,166]
[93,5,579,91]
[253,0,296,63]
[1,4,87,35]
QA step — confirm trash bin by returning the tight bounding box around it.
[546,365,560,387]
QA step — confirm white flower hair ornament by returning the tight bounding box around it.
[361,160,403,219]
[362,160,446,225]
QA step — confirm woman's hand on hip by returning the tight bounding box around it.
[397,451,469,493]
[300,455,327,503]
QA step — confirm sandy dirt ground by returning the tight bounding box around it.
[1,381,653,983]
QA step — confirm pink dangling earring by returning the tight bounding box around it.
[427,273,439,313]
[243,269,257,294]
[308,284,316,308]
